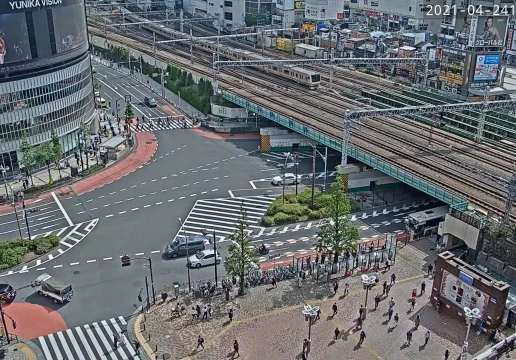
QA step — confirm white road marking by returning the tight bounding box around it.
[91,207,98,211]
[120,188,126,191]
[98,195,105,199]
[144,205,151,208]
[70,262,79,266]
[168,199,174,202]
[135,253,144,256]
[103,257,112,261]
[131,208,139,211]
[87,260,96,263]
[156,202,162,205]
[54,265,63,268]
[212,189,218,192]
[116,200,123,204]
[190,194,196,197]
[127,198,134,201]
[78,211,85,214]
[52,192,73,226]
[103,204,110,207]
[151,250,160,254]
[179,196,185,199]
[119,211,126,214]
[106,214,113,218]
[87,199,93,203]
[228,190,235,198]
[139,195,145,198]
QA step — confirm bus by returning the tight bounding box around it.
[405,205,449,236]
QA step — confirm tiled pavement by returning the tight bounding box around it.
[135,238,494,360]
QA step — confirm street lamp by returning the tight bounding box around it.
[0,295,16,344]
[178,217,192,292]
[19,192,31,240]
[462,307,481,358]
[7,186,23,240]
[76,129,84,173]
[301,304,319,356]
[120,254,156,305]
[201,229,218,286]
[0,165,9,200]
[361,274,376,320]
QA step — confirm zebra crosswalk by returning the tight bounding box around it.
[175,196,276,243]
[37,316,140,360]
[130,118,194,132]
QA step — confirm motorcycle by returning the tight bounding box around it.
[256,246,269,255]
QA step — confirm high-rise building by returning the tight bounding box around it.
[182,0,246,30]
[304,0,345,21]
[0,0,95,175]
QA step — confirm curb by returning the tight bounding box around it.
[129,307,152,360]
[16,338,45,360]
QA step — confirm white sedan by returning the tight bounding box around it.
[188,249,221,268]
[271,173,301,186]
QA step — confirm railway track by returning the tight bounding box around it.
[88,25,515,219]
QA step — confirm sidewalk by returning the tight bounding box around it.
[0,112,118,200]
[133,239,493,360]
[0,132,157,216]
[1,338,44,360]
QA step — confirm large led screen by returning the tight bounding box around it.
[52,3,87,54]
[0,13,32,65]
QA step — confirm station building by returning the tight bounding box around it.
[0,0,95,176]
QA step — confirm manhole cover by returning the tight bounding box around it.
[73,271,80,275]
[131,280,143,287]
[159,268,171,275]
[162,354,171,359]
[145,141,152,144]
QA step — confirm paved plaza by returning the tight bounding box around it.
[136,239,495,360]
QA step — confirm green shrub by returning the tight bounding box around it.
[313,193,332,209]
[262,216,275,227]
[271,212,298,225]
[44,234,60,247]
[0,248,24,269]
[276,203,310,217]
[308,208,329,219]
[350,201,361,213]
[298,188,318,205]
[34,242,53,255]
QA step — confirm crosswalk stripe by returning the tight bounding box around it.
[84,324,108,359]
[76,327,96,359]
[56,331,73,360]
[38,336,53,360]
[93,322,118,360]
[130,119,194,133]
[102,320,128,359]
[65,329,86,360]
[47,334,63,359]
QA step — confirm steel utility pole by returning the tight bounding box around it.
[475,87,490,143]
[502,171,516,225]
[213,230,218,285]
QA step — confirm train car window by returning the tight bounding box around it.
[273,67,277,71]
[284,70,289,74]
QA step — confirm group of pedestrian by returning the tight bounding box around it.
[191,304,213,320]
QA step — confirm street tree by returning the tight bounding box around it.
[19,136,35,185]
[315,176,359,264]
[124,102,134,135]
[224,211,258,296]
[33,142,55,184]
[50,131,63,180]
[80,124,91,170]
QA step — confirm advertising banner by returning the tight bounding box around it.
[301,23,315,33]
[473,54,500,81]
[294,0,305,10]
[507,21,516,54]
[275,0,295,10]
[455,15,508,47]
[440,270,489,314]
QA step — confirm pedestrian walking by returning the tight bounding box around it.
[421,281,426,295]
[391,273,396,285]
[427,263,433,275]
[410,298,416,312]
[389,297,395,309]
[271,277,277,288]
[196,335,205,350]
[385,259,390,271]
[202,306,208,319]
[191,307,198,319]
[334,327,340,341]
[444,349,450,359]
[228,309,234,322]
[344,283,349,296]
[415,315,421,329]
[196,304,201,318]
[333,281,339,295]
[374,294,381,310]
[316,308,321,321]
[394,313,399,326]
[359,305,364,318]
[302,338,309,353]
[233,340,239,358]
[358,331,366,345]
[388,307,393,321]
[477,319,487,335]
[315,254,319,265]
[113,334,118,348]
[406,331,412,346]
[332,302,338,316]
[386,283,391,296]
[208,304,212,317]
[357,315,363,329]
[382,280,387,295]
[134,341,141,355]
[424,331,430,346]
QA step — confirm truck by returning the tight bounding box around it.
[33,273,74,304]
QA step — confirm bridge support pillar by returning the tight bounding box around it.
[337,164,356,193]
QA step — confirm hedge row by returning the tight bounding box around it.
[0,235,59,270]
[262,189,360,227]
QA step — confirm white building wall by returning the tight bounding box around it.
[305,0,345,20]
[188,0,245,29]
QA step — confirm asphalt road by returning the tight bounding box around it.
[0,68,431,337]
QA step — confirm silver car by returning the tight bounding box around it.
[271,173,300,186]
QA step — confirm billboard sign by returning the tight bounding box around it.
[455,15,508,47]
[507,21,516,54]
[0,0,87,71]
[294,0,305,10]
[275,0,295,10]
[440,270,489,314]
[301,23,315,33]
[305,5,326,20]
[473,54,500,82]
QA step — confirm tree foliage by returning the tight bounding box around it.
[33,143,55,184]
[124,103,134,130]
[224,212,259,295]
[19,136,36,174]
[315,176,359,263]
[245,13,267,26]
[50,131,63,179]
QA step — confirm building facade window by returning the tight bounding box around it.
[224,12,233,21]
[0,55,95,176]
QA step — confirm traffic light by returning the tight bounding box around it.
[121,255,131,267]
